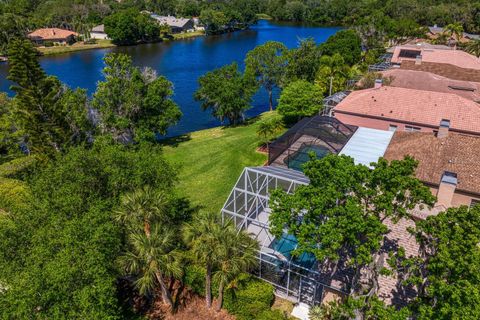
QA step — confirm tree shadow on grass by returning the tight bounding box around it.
[157,134,192,148]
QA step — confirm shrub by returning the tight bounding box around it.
[223,276,275,320]
[277,80,323,124]
[184,265,206,296]
[43,41,54,47]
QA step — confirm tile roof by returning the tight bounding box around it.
[333,86,480,134]
[91,24,105,33]
[381,69,480,101]
[28,28,78,40]
[384,131,480,195]
[391,46,480,70]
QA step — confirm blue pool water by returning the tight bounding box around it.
[271,233,316,269]
[285,145,331,172]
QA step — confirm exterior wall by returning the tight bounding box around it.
[334,113,437,133]
[90,32,109,40]
[429,186,480,207]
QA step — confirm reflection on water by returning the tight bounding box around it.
[0,20,340,137]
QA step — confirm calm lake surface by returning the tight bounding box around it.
[0,20,340,137]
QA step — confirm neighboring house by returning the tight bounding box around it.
[390,45,480,81]
[90,24,109,40]
[333,85,480,136]
[427,25,480,42]
[385,129,480,215]
[381,69,480,102]
[28,28,78,45]
[150,15,194,33]
[192,16,205,31]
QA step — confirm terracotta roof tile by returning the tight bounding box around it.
[384,131,480,195]
[28,28,78,40]
[334,86,480,134]
[381,69,480,102]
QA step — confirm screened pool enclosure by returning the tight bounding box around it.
[268,116,357,171]
[221,166,347,305]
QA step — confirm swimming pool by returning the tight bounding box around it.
[270,233,317,269]
[285,145,330,172]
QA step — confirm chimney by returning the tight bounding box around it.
[437,119,450,138]
[436,171,457,208]
[374,79,383,89]
[415,54,422,65]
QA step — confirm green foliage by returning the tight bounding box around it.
[256,115,284,144]
[284,38,322,84]
[0,141,177,318]
[320,30,362,66]
[315,53,352,96]
[223,275,275,320]
[184,264,208,296]
[277,80,323,123]
[195,62,257,125]
[7,39,92,156]
[93,53,181,142]
[269,155,435,295]
[358,72,394,89]
[466,39,480,58]
[245,41,288,111]
[104,9,160,45]
[200,9,229,34]
[398,206,480,320]
[315,296,411,320]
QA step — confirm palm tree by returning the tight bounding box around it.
[444,23,464,48]
[315,53,350,96]
[119,225,183,310]
[183,211,225,308]
[213,225,258,312]
[256,116,284,154]
[115,186,170,238]
[466,39,480,58]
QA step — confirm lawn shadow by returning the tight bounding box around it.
[158,134,192,148]
[219,115,263,130]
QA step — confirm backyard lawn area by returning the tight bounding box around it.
[162,112,278,213]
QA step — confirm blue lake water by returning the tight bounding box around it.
[0,20,340,137]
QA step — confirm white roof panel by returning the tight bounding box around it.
[339,127,394,168]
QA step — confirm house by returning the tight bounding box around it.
[333,85,480,136]
[390,45,480,81]
[90,24,109,40]
[222,114,480,308]
[427,25,480,42]
[384,129,480,215]
[150,15,194,33]
[380,69,480,102]
[28,28,78,45]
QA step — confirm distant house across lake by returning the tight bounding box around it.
[90,24,109,40]
[150,14,195,33]
[28,28,78,45]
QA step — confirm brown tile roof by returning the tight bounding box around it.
[391,46,480,70]
[381,69,480,101]
[334,86,480,134]
[400,60,480,82]
[384,131,480,195]
[28,28,78,40]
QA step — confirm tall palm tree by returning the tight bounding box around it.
[182,212,225,308]
[115,186,170,238]
[466,39,480,58]
[213,225,258,312]
[119,225,182,310]
[315,53,350,96]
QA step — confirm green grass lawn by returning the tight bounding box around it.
[162,112,279,213]
[37,40,115,56]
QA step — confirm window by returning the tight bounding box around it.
[470,199,480,209]
[388,125,398,132]
[405,125,421,132]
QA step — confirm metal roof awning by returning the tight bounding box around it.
[339,127,394,168]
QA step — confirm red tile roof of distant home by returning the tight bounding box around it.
[334,86,480,134]
[28,28,78,40]
[381,69,480,101]
[384,131,480,195]
[391,46,480,70]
